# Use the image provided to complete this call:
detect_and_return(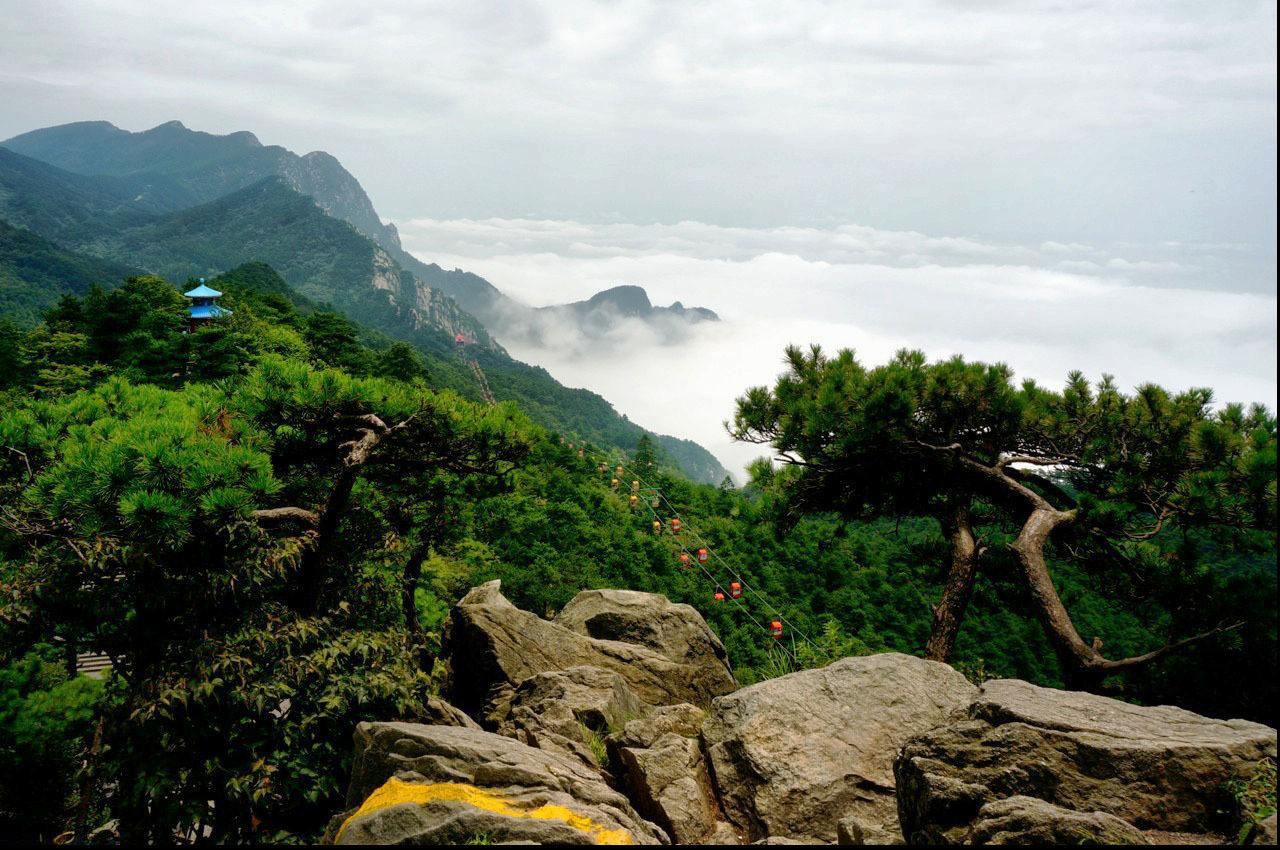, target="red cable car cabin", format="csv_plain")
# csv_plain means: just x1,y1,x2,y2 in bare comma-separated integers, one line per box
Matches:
678,553,691,568
730,582,742,599
696,547,709,563
770,619,783,639
670,518,682,533
714,589,725,602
